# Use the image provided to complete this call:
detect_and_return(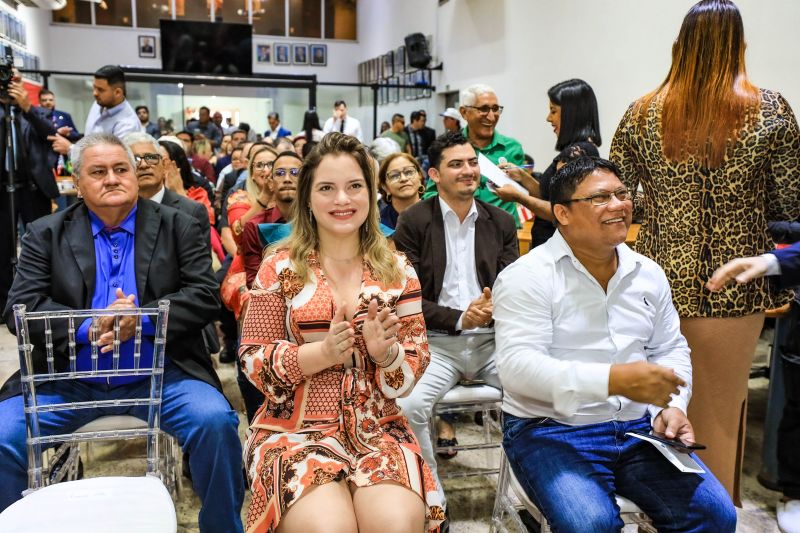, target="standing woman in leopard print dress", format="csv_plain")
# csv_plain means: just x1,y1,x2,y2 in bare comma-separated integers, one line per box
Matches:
610,0,800,504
